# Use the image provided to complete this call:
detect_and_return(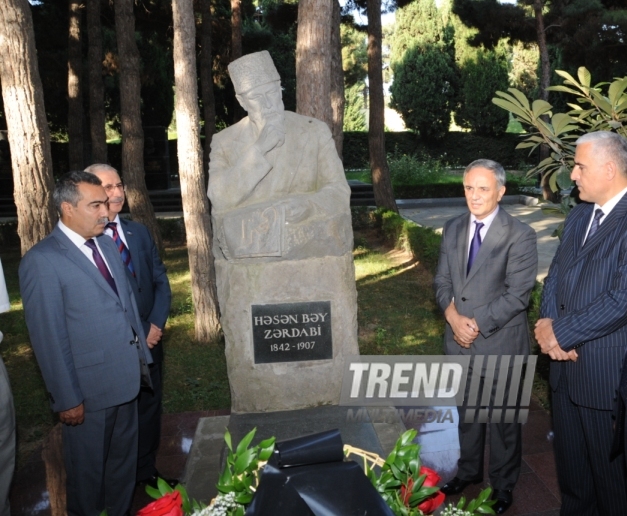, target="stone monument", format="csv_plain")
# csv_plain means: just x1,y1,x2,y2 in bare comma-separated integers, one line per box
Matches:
207,51,359,412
